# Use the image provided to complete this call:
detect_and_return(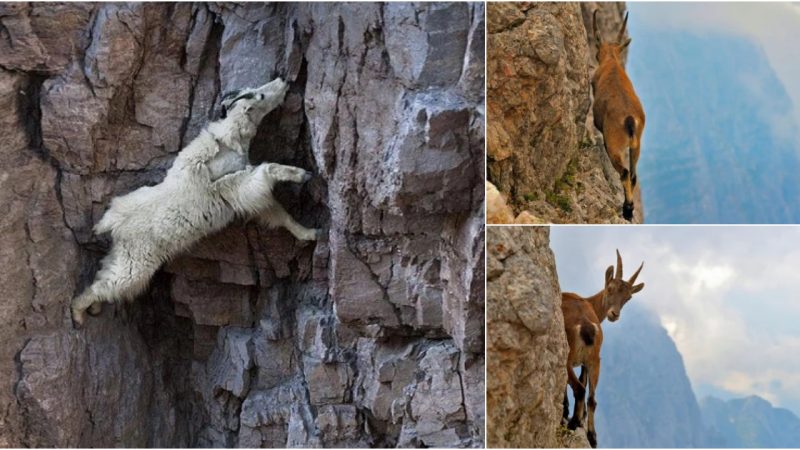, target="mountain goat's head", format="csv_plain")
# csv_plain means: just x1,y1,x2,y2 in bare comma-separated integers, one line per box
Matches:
602,249,644,322
220,78,289,122
593,10,632,62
